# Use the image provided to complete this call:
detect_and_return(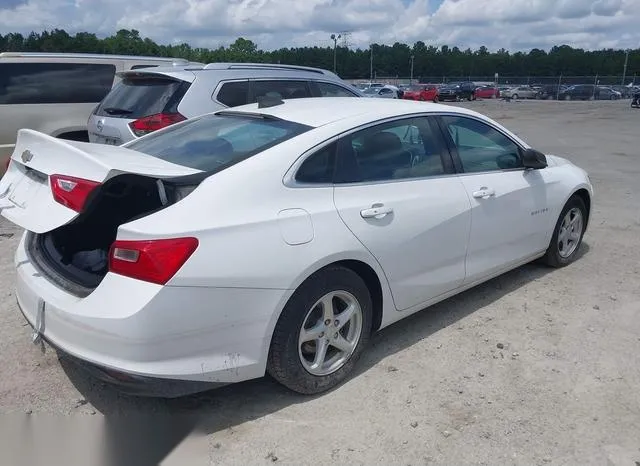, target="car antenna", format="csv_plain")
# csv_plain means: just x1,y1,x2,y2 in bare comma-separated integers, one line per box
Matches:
257,95,285,108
